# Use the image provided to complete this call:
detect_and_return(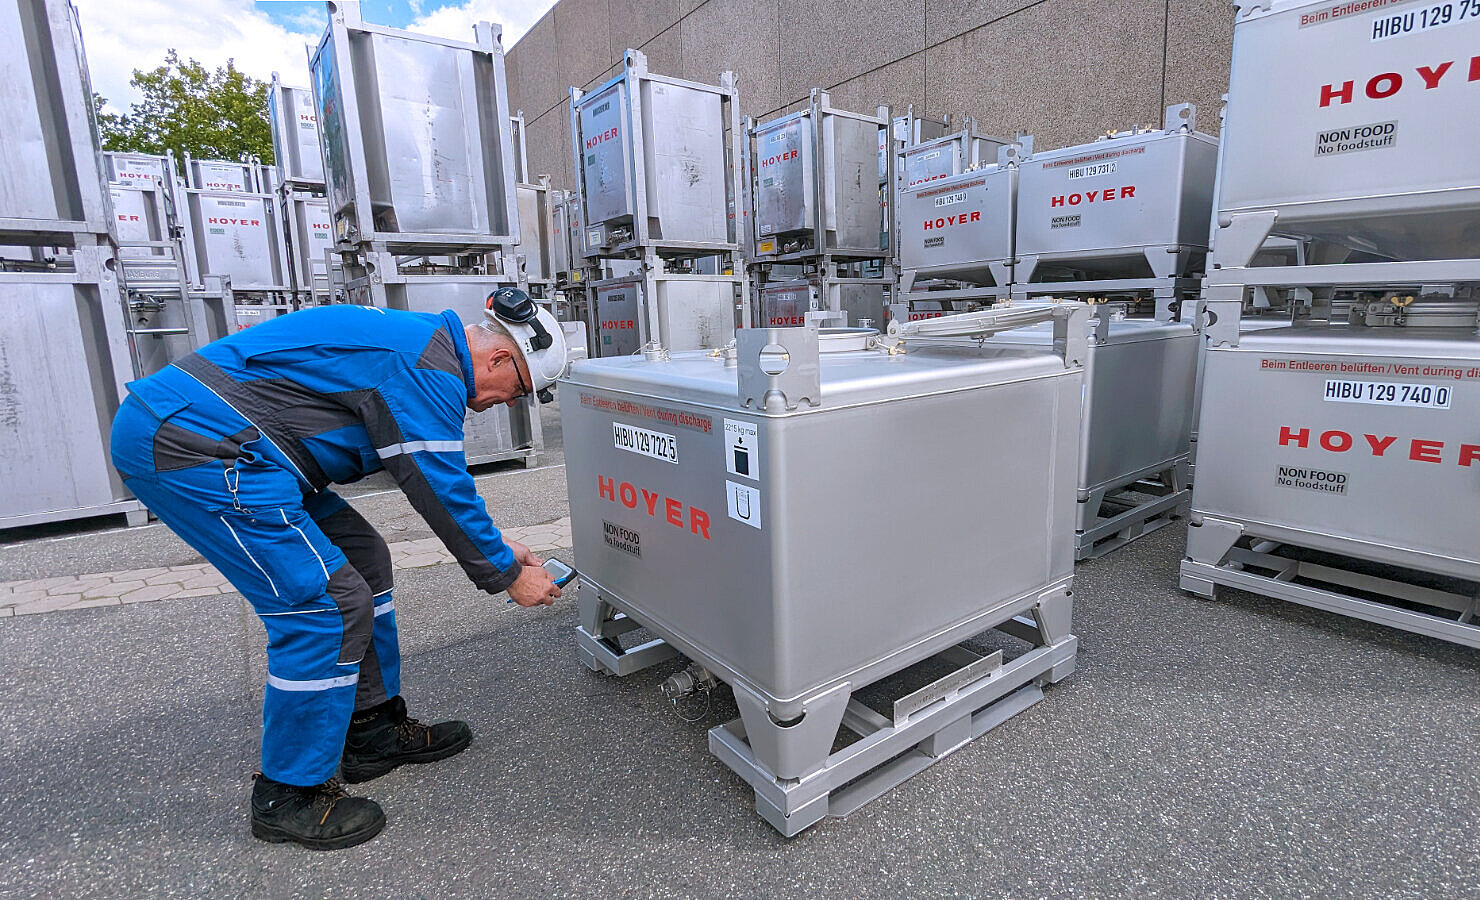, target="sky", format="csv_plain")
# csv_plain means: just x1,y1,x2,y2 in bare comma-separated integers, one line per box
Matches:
77,0,556,112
